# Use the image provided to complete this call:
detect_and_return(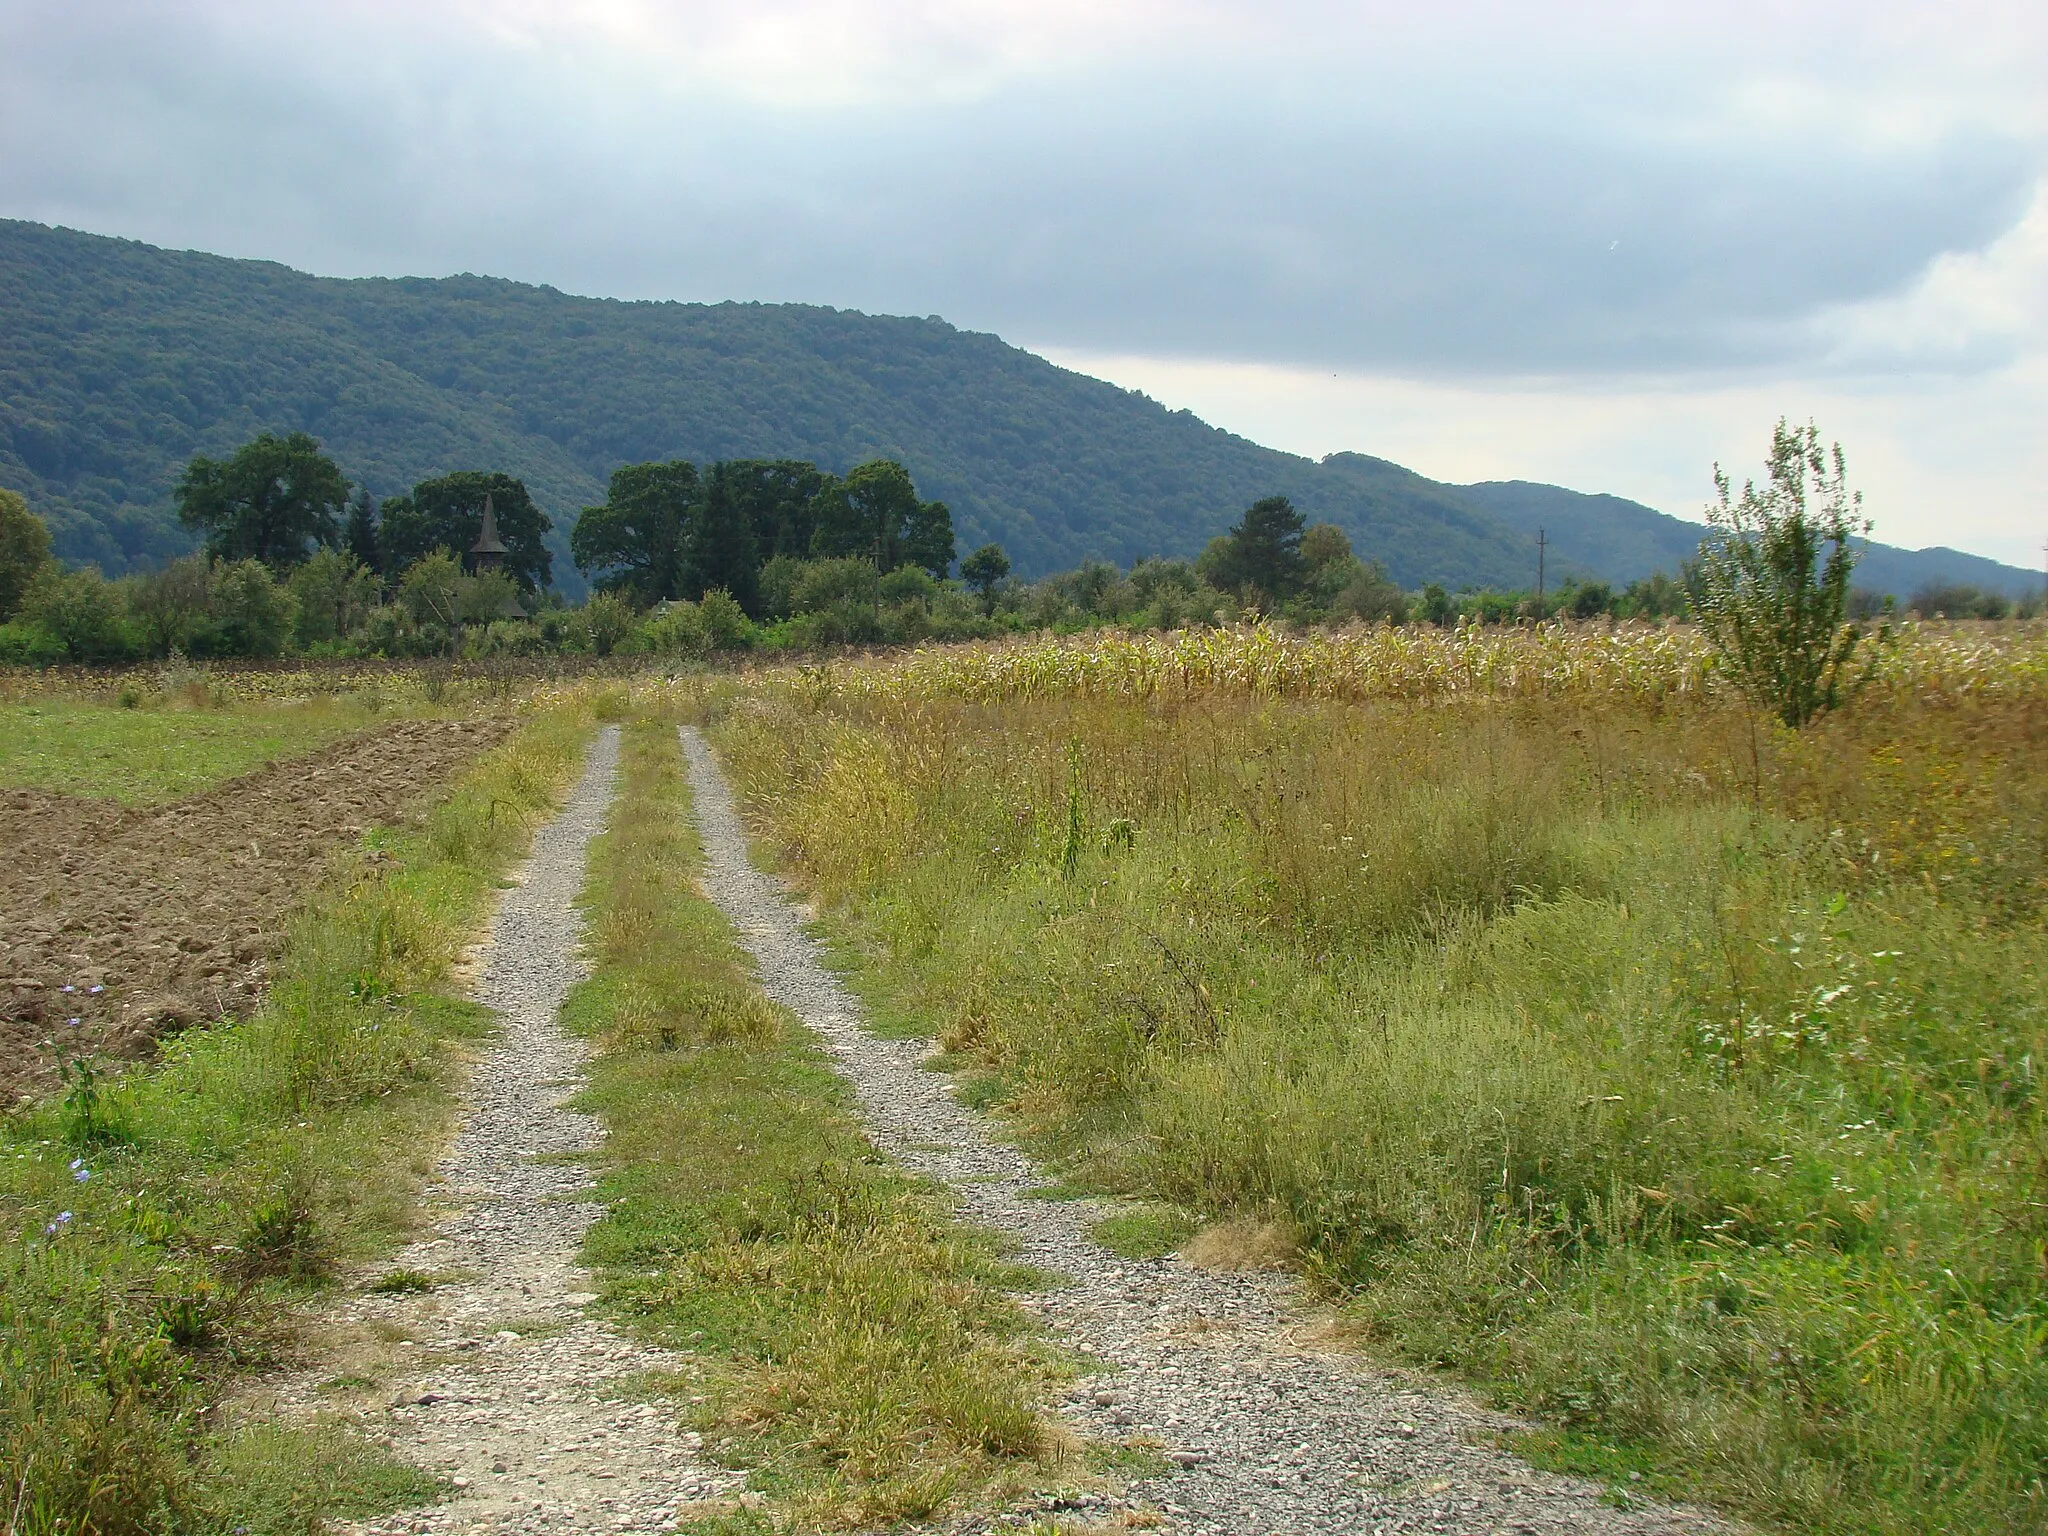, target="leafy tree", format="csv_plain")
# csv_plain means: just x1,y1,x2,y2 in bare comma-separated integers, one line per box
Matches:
1331,561,1408,624
719,460,829,561
960,543,1011,612
288,549,379,645
0,487,53,622
1695,419,1881,728
1200,495,1306,603
208,559,296,657
904,497,955,579
1299,522,1352,572
811,460,954,577
1417,583,1455,625
382,472,552,592
689,464,761,612
399,550,463,636
173,432,348,568
1568,580,1614,620
572,460,698,603
128,556,212,654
